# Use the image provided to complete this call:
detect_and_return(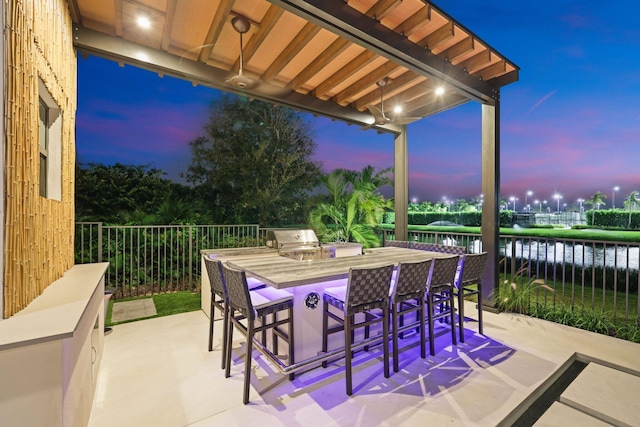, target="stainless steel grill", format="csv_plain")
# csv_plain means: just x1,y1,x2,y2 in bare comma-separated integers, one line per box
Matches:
266,229,331,260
